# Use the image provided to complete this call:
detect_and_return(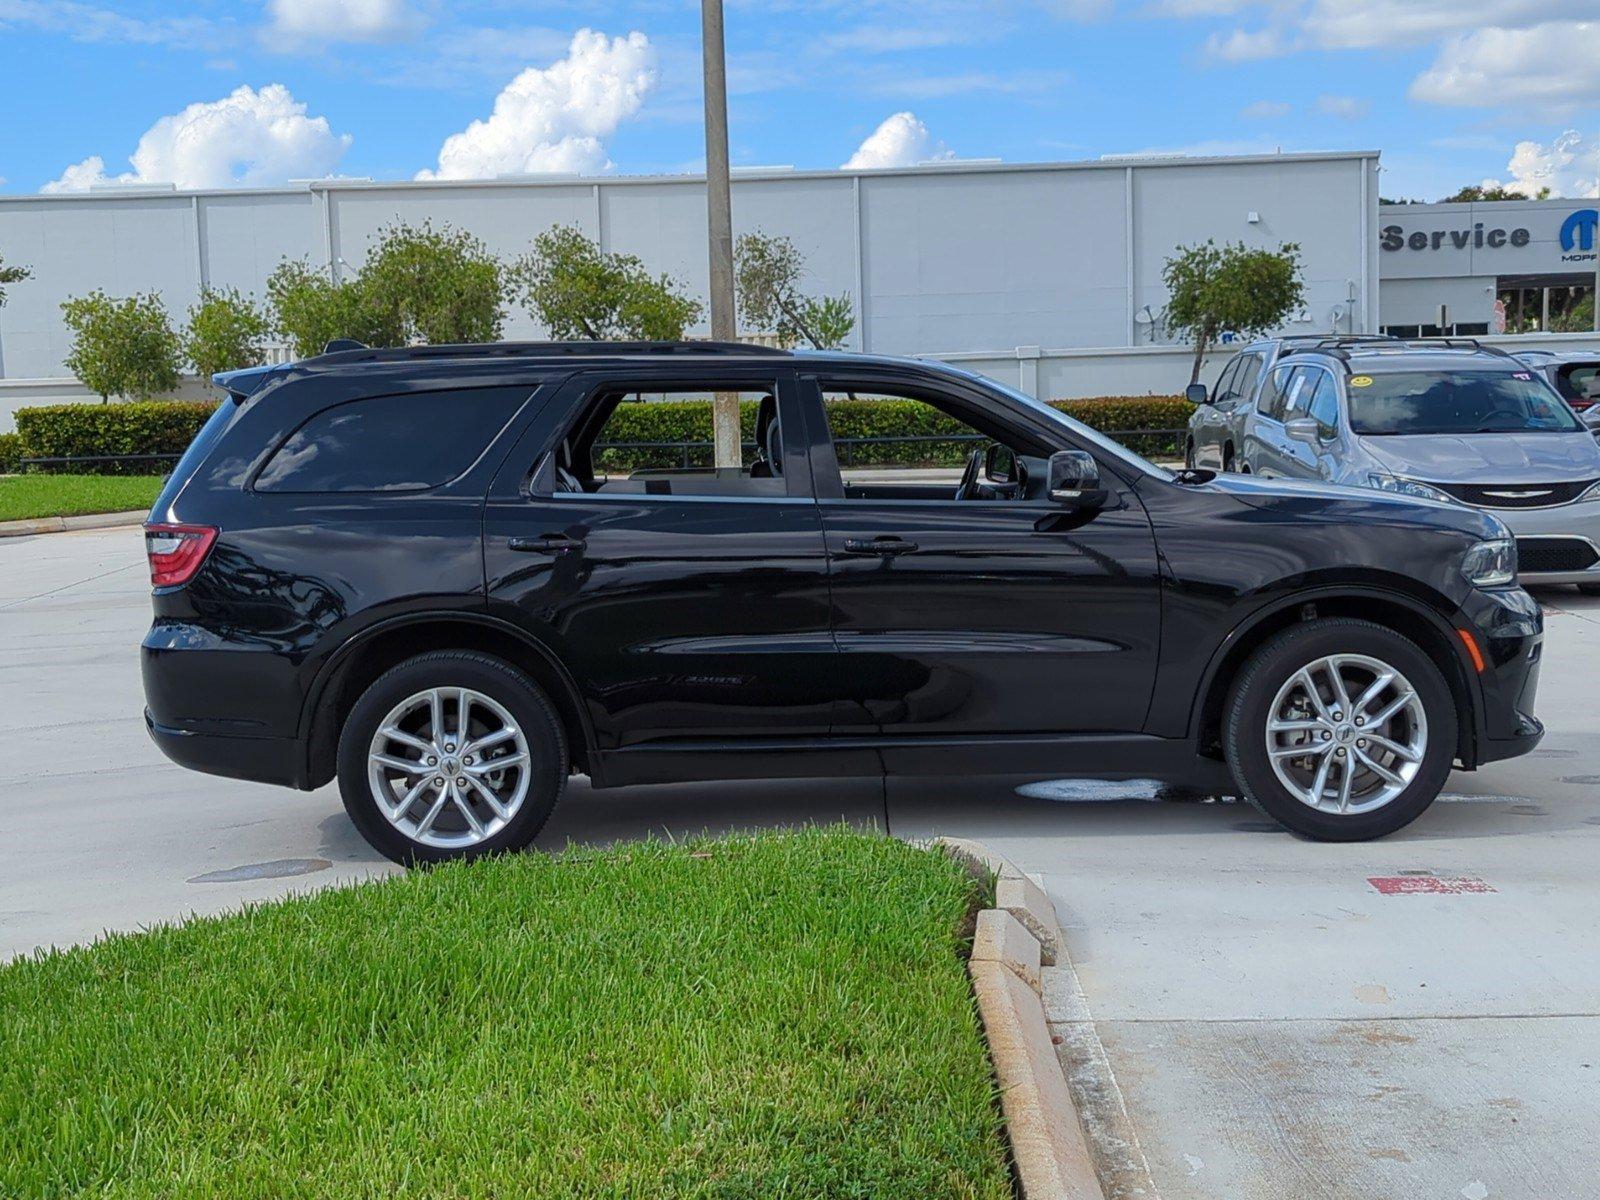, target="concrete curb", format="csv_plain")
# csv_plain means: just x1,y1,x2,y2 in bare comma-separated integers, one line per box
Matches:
0,509,146,538
935,836,1105,1200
